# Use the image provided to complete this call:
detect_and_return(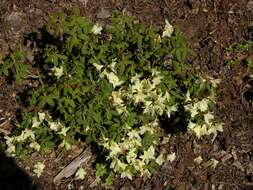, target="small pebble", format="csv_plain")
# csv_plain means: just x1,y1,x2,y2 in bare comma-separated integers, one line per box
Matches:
96,8,111,19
